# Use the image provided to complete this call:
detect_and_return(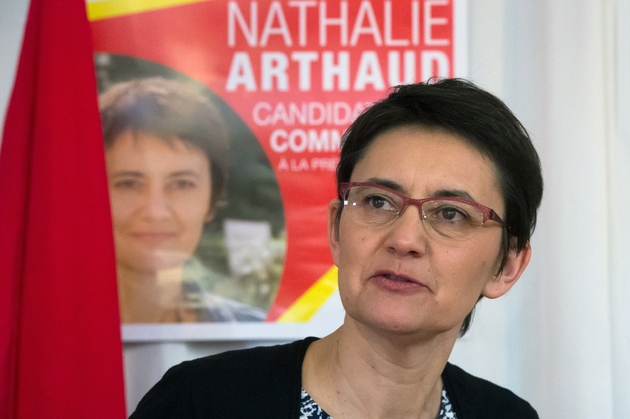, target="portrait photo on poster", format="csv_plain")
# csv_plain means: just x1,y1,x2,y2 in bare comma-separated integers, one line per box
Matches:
96,53,286,327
